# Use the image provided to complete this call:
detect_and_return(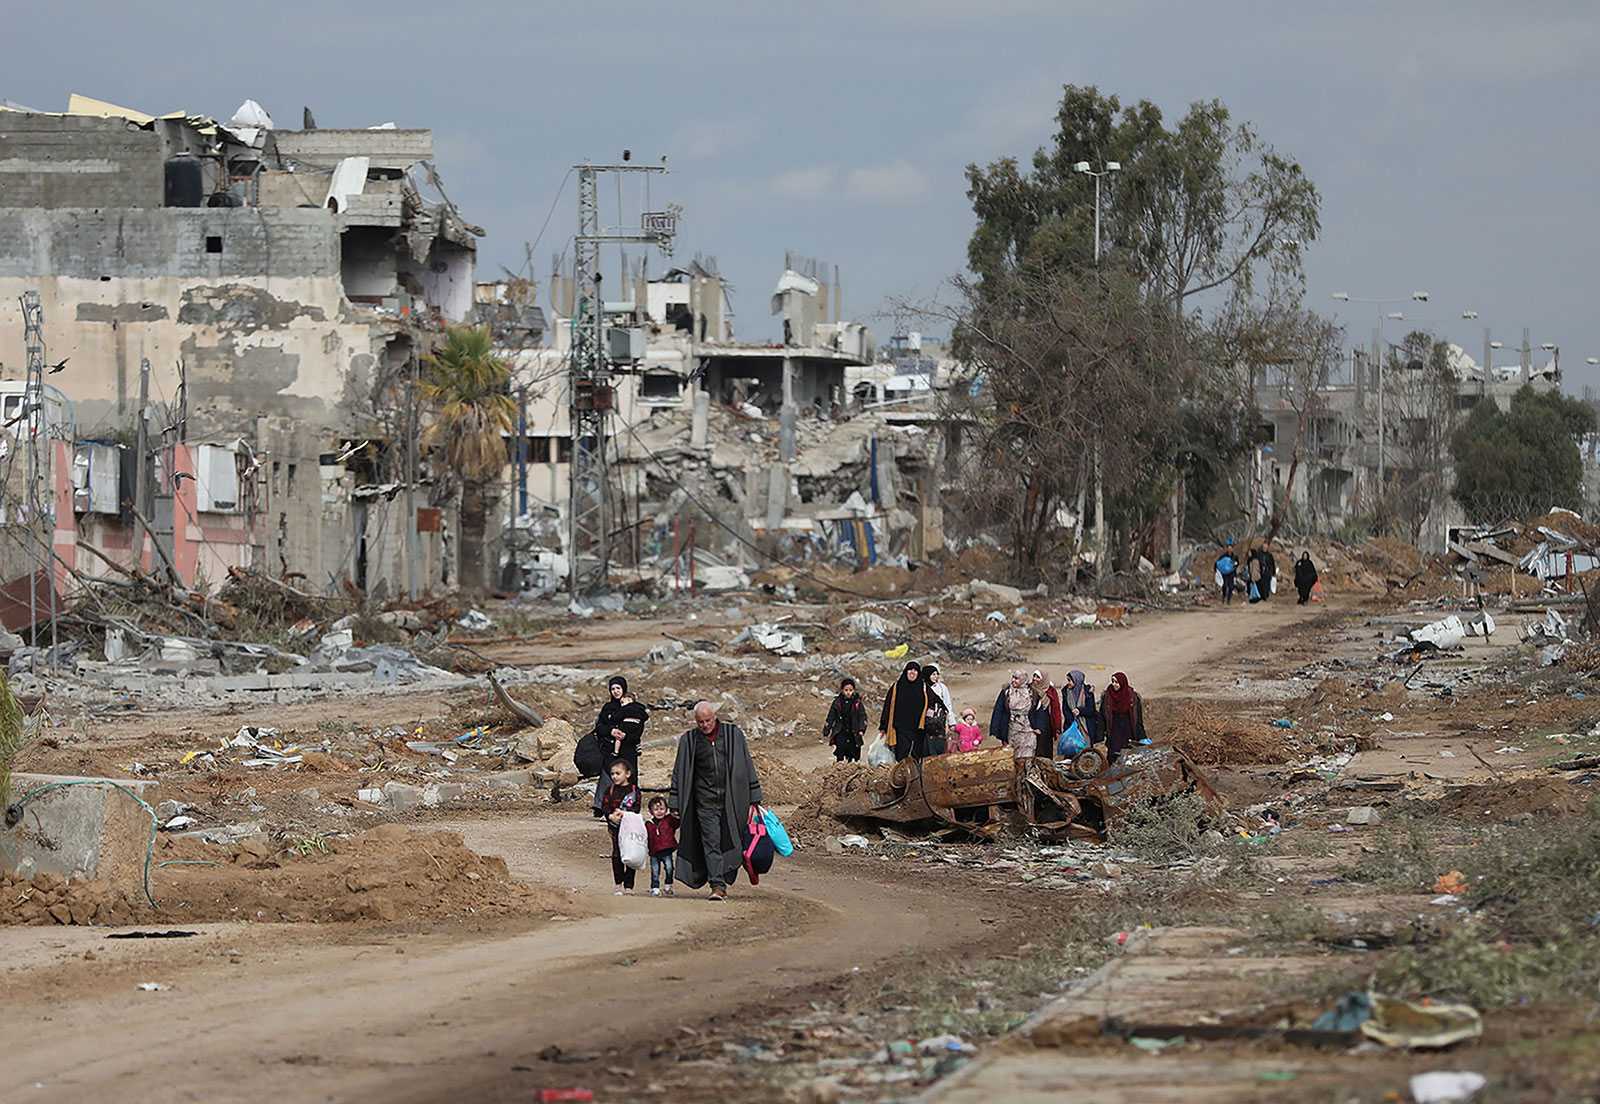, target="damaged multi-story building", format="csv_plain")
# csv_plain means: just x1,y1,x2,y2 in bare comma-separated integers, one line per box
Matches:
492,253,949,594
0,94,480,606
